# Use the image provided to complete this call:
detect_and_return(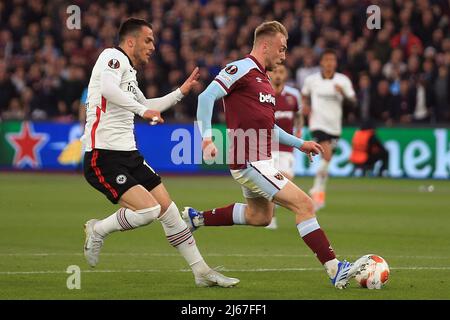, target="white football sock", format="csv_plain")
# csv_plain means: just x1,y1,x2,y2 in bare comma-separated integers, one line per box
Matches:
312,159,329,192
232,203,247,225
265,216,277,229
296,217,320,237
158,202,210,275
94,205,160,237
324,259,340,278
271,204,279,218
